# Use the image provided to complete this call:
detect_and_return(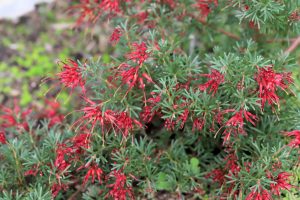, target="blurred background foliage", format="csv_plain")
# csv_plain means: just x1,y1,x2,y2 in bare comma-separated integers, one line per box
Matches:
0,1,110,109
